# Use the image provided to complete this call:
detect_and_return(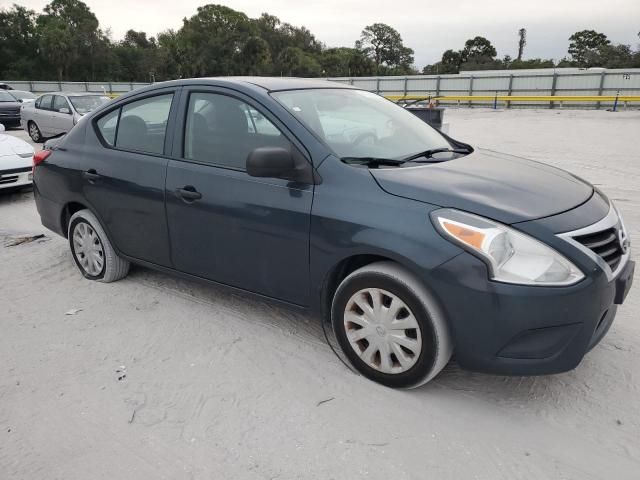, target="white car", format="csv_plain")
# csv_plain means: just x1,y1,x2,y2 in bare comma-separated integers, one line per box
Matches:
20,92,111,142
0,123,34,191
